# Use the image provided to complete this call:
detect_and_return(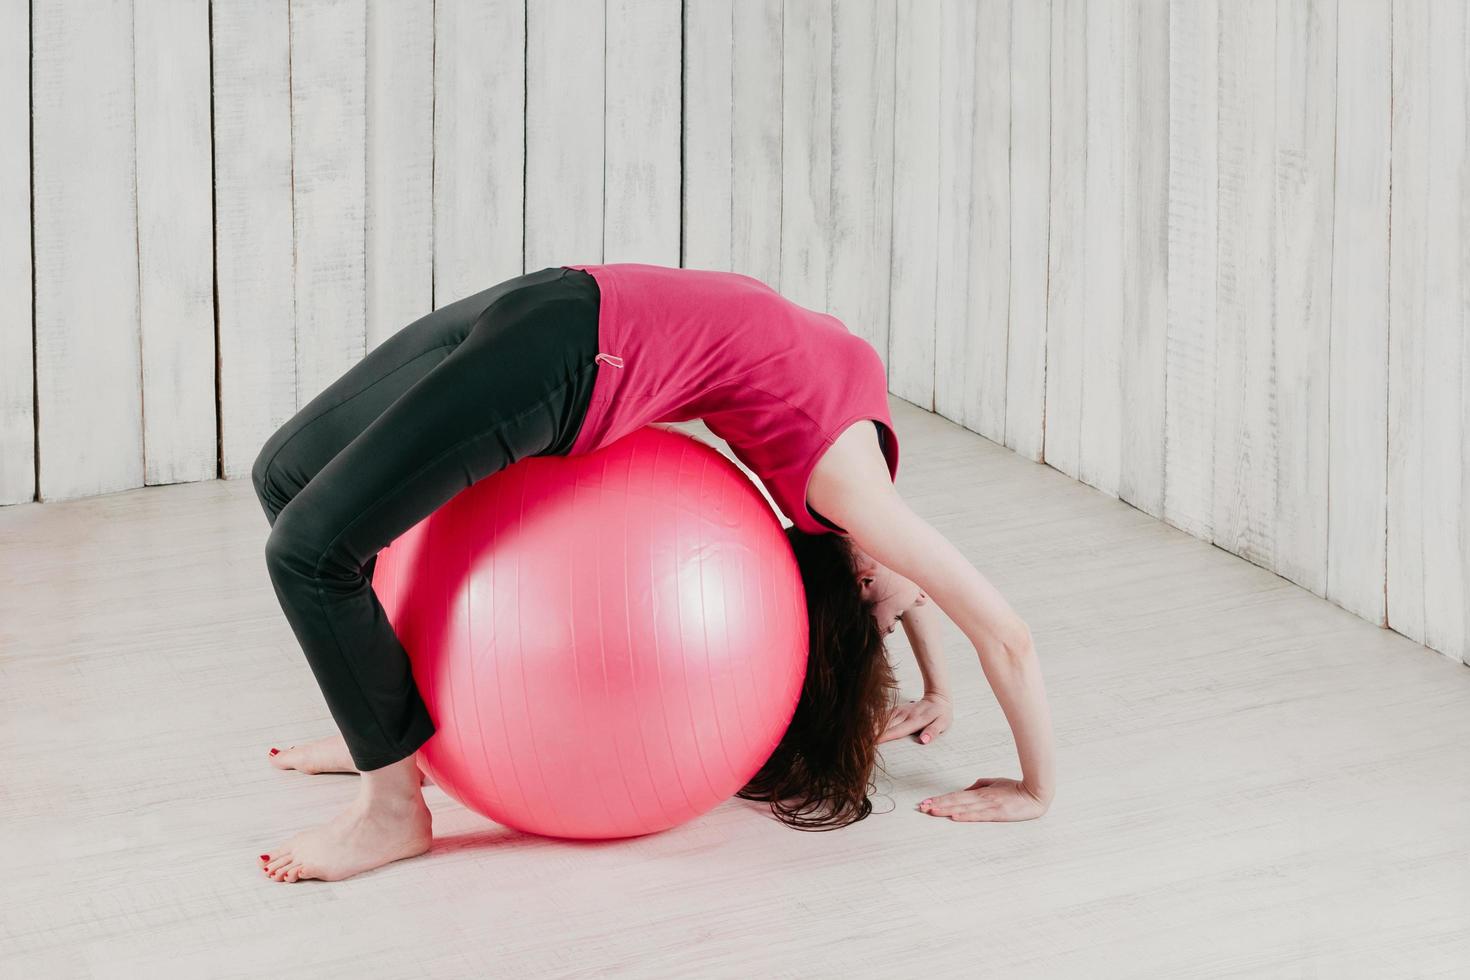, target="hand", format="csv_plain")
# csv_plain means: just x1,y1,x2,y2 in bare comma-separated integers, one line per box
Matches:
879,691,952,745
917,777,1051,822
